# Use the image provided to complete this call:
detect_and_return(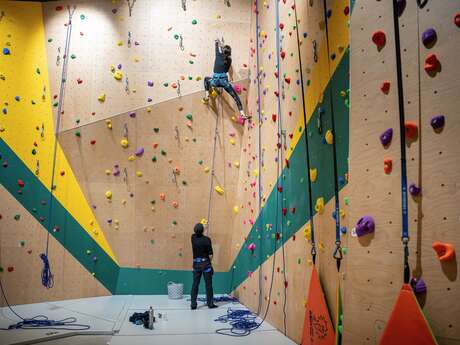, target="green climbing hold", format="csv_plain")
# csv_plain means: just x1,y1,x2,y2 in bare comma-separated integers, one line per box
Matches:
14,214,20,221
174,34,179,40
153,128,159,133
307,80,311,86
344,196,349,205
150,200,156,204
172,220,177,225
152,156,157,162
19,241,25,247
31,149,36,155
80,14,85,20
150,240,155,245
76,119,80,124
70,54,76,59
292,96,297,101
189,60,194,64
48,38,53,42
163,82,169,87
32,208,37,213
188,76,193,80
342,247,348,255
182,180,187,186
192,19,197,25
75,131,81,137
297,258,301,264
36,68,41,74
53,102,58,107
198,160,203,165
161,150,166,156
186,114,193,120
